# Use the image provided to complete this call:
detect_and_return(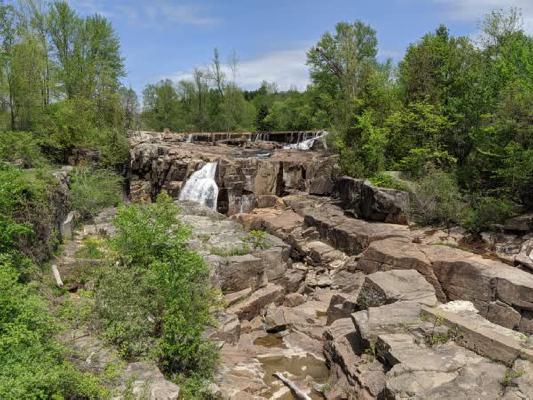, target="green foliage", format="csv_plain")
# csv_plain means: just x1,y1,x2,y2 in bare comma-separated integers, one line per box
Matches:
95,193,218,384
243,230,270,250
368,172,409,191
210,244,250,257
70,167,122,219
410,169,465,227
0,257,107,399
0,131,48,168
0,162,59,266
462,196,516,234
